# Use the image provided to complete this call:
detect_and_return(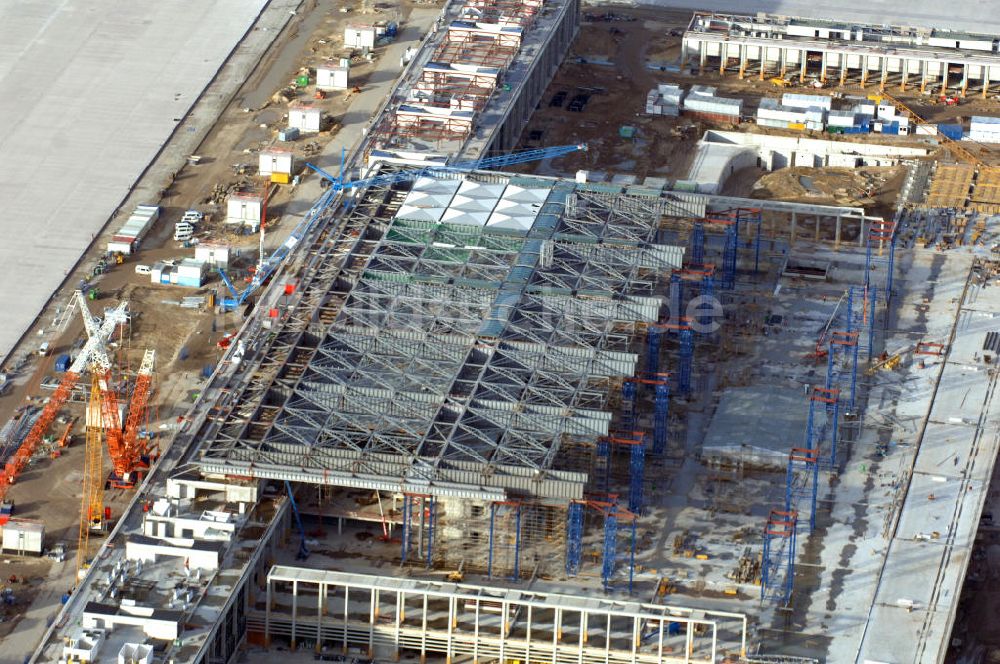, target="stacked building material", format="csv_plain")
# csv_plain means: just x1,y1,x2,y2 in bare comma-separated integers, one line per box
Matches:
645,84,683,116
